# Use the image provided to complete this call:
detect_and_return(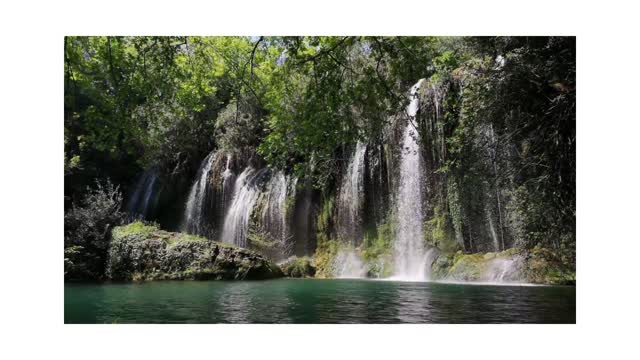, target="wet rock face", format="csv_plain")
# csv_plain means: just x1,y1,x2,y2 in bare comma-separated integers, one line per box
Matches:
106,222,283,281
